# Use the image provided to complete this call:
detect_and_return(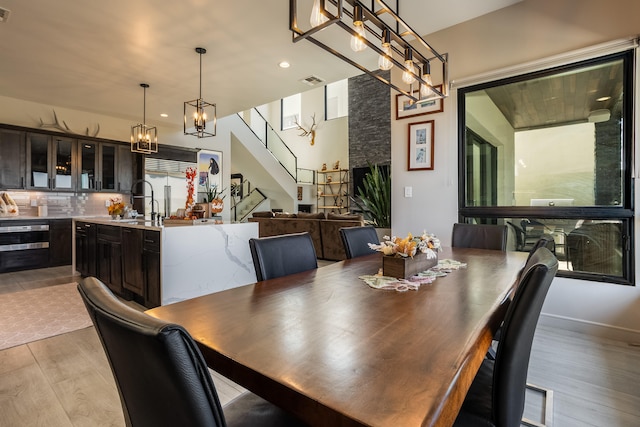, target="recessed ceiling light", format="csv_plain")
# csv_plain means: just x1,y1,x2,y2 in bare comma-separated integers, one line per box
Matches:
596,96,611,102
279,61,291,69
160,113,168,118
